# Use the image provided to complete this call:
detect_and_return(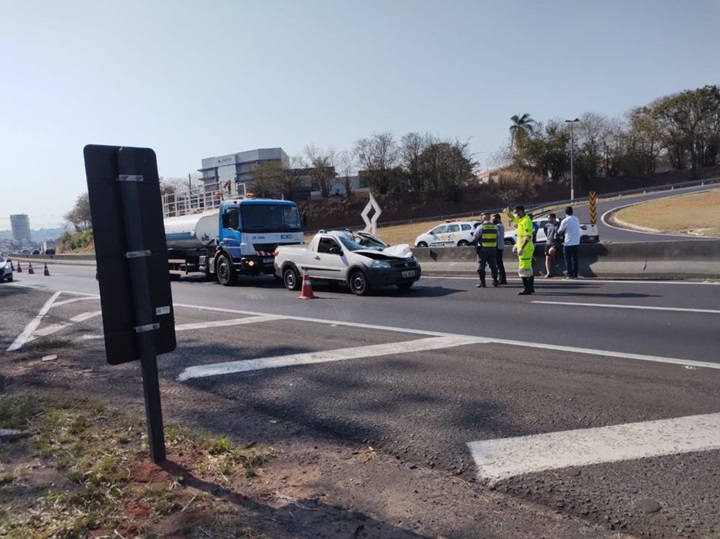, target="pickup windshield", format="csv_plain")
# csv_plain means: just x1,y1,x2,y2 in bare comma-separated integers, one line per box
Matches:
338,235,372,252
240,204,302,233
